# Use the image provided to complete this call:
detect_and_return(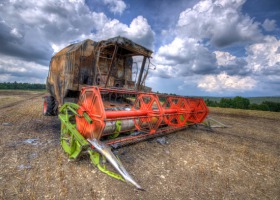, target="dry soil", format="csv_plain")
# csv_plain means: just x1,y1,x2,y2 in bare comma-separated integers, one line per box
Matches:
0,91,279,200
